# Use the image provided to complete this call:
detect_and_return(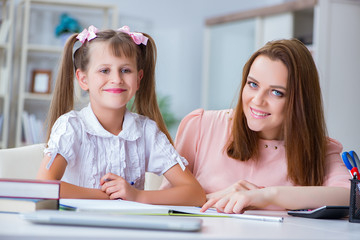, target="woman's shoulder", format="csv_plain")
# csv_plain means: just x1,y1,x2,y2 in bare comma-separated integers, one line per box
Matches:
176,109,233,141
182,108,233,125
326,137,343,154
